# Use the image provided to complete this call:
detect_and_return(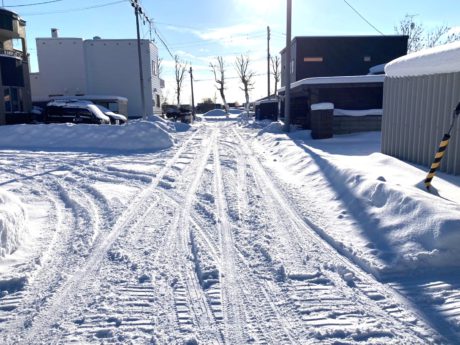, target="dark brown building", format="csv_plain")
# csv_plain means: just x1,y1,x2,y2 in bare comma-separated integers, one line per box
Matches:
280,35,408,86
0,8,32,124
